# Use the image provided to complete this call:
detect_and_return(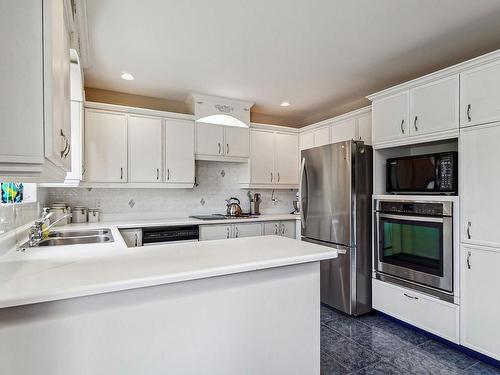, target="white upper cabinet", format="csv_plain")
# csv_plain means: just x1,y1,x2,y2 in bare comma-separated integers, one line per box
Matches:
224,127,250,158
128,115,162,183
242,127,299,188
357,112,372,145
331,118,356,144
409,76,459,136
460,245,500,361
460,59,500,128
313,126,330,147
249,130,275,184
0,0,71,181
372,91,409,144
196,123,224,157
85,110,128,183
460,123,500,247
275,132,299,185
299,131,314,150
165,119,195,184
195,123,249,161
44,0,72,172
